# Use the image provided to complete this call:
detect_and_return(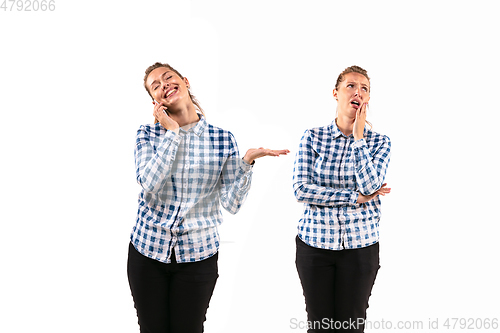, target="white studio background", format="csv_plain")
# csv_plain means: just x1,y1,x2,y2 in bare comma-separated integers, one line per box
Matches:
1,1,499,332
